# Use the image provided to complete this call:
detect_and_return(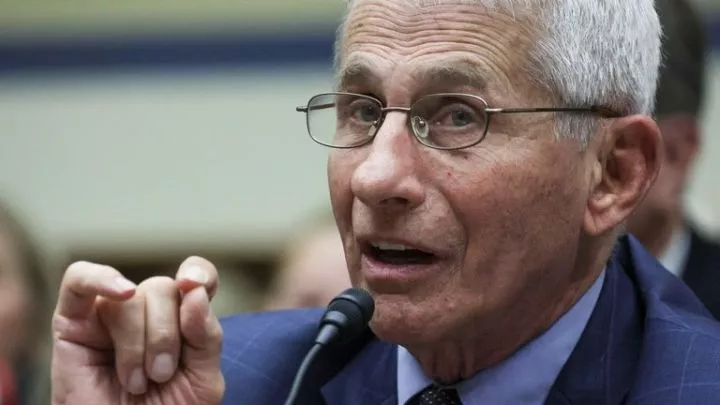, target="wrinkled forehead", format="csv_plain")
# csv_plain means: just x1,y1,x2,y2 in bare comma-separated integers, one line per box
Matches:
336,0,540,95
